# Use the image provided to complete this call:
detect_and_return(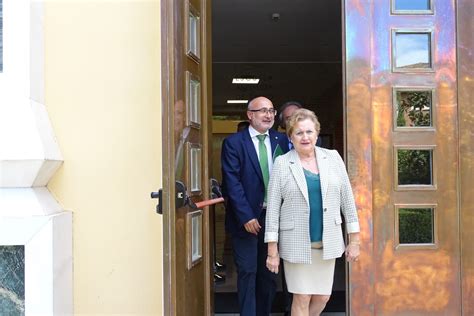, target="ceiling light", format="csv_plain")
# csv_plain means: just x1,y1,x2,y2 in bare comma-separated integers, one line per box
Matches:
232,78,260,84
227,100,248,104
